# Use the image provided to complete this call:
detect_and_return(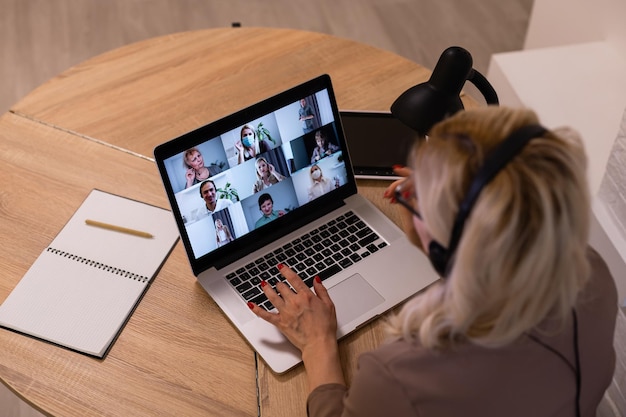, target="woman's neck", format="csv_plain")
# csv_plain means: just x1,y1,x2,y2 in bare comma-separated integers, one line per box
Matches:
195,166,208,179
